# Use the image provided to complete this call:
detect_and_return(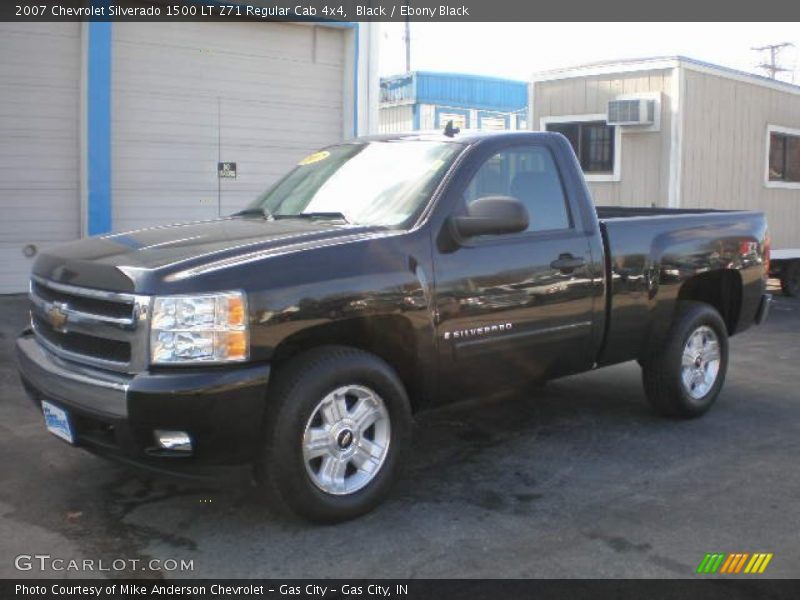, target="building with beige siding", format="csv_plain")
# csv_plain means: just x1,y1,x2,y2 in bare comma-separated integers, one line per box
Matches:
530,56,800,250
